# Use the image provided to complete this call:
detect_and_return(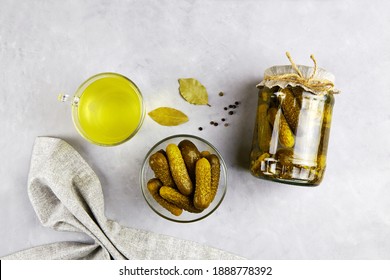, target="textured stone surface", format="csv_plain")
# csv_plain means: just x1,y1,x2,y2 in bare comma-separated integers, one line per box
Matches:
1,0,390,259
